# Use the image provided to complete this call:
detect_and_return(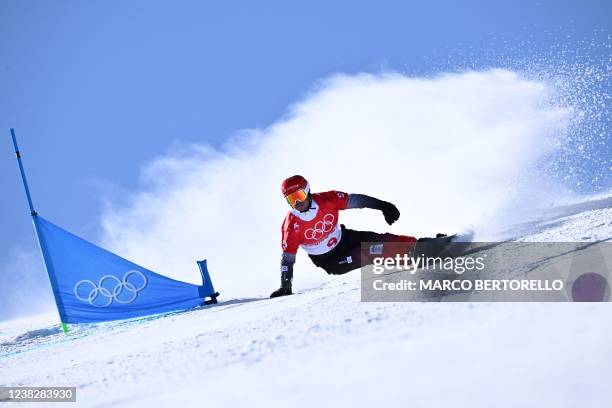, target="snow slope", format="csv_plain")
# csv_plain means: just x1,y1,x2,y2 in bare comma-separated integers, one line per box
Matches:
1,197,611,408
